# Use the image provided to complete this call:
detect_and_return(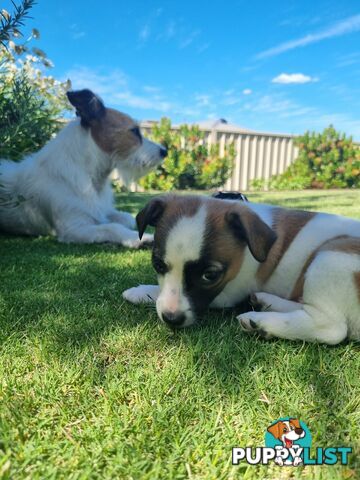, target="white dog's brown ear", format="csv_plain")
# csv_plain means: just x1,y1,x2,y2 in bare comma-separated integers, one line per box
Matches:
267,422,281,439
136,198,166,240
226,207,277,262
66,89,105,126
